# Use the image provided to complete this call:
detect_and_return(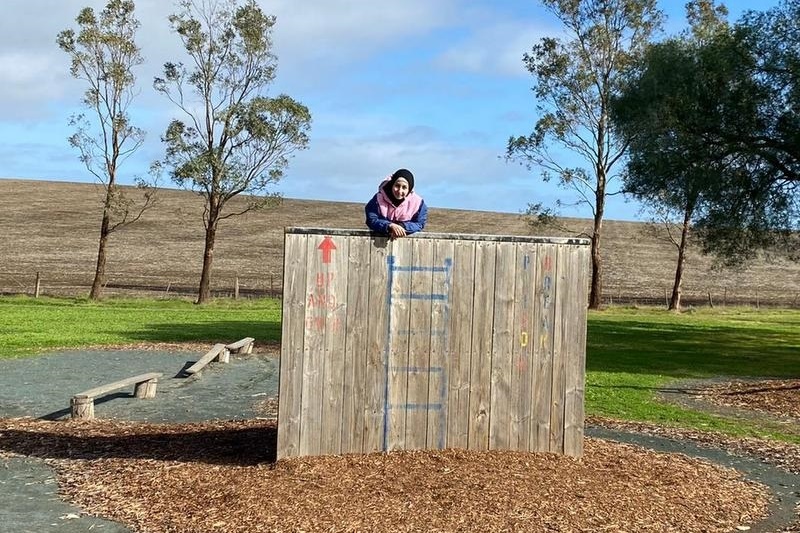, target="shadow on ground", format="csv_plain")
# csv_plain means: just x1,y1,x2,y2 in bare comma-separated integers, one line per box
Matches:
0,421,277,465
